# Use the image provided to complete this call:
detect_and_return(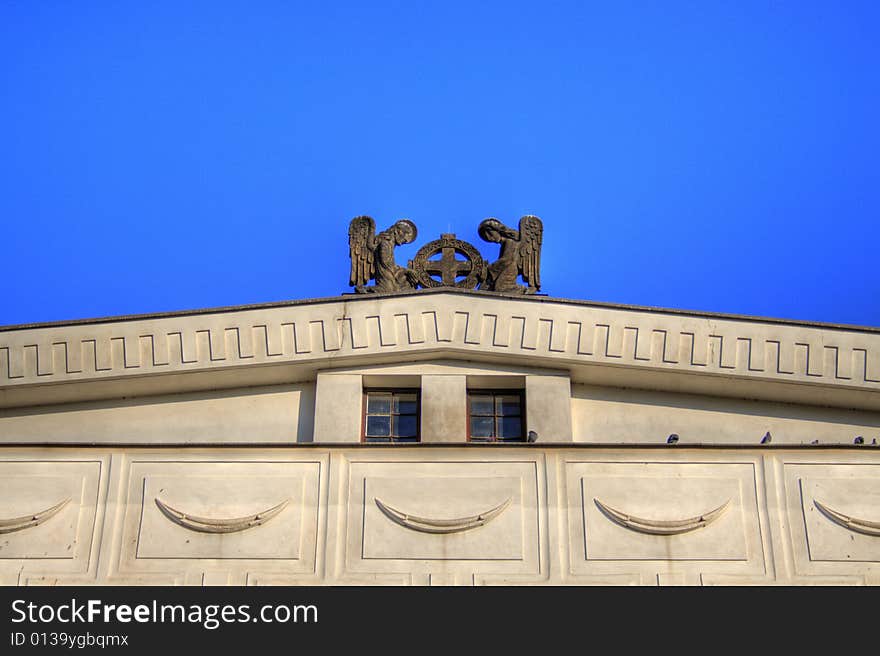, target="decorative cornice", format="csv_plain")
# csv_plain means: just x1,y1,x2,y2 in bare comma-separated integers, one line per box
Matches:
2,293,879,403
